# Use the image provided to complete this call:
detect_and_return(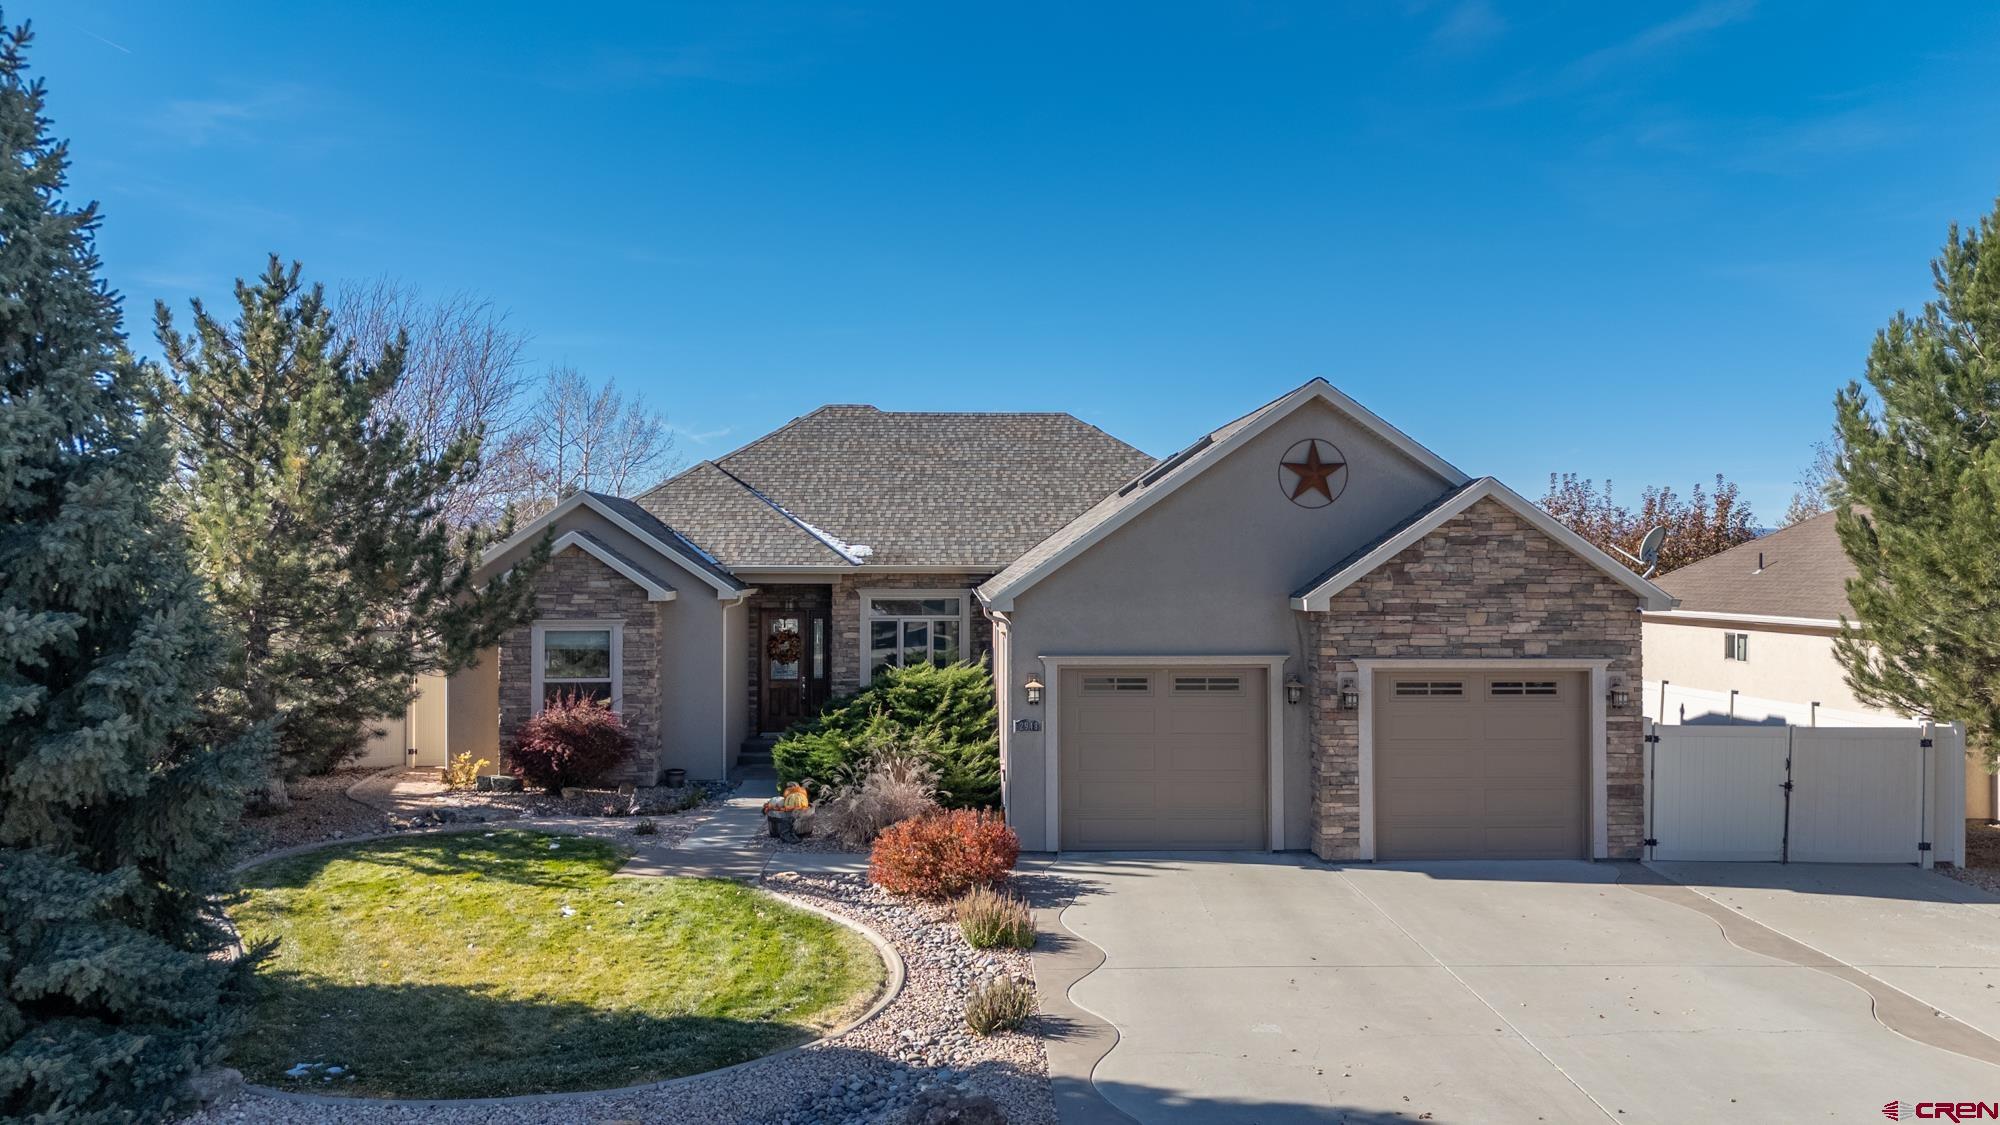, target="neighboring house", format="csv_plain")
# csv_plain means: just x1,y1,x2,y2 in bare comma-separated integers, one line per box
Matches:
1641,510,1996,819
396,379,1679,861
